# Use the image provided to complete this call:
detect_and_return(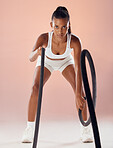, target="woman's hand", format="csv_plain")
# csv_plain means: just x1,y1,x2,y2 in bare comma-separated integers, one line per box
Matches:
76,95,86,110
37,46,42,55
29,45,46,62
37,46,46,56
